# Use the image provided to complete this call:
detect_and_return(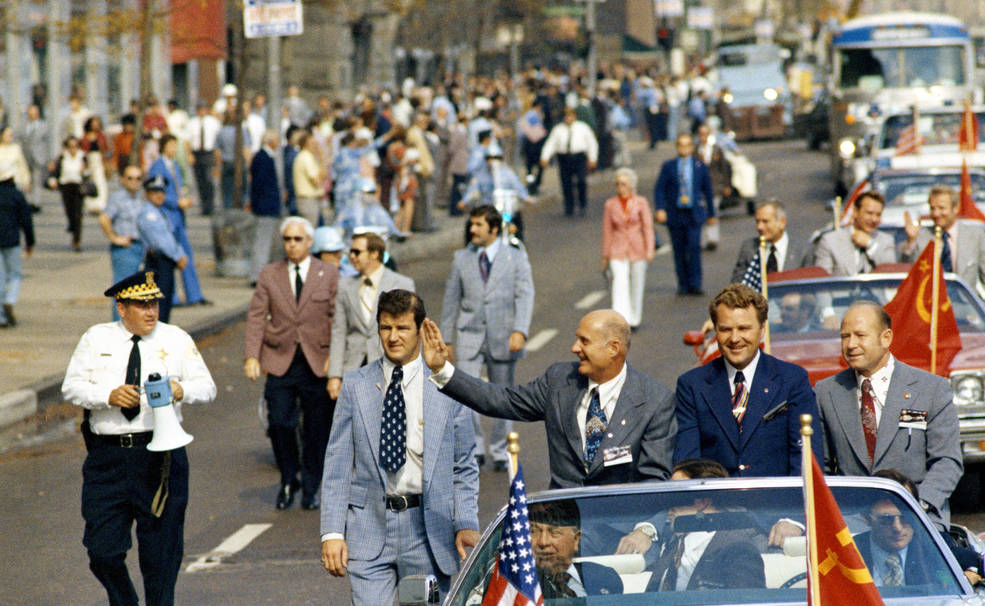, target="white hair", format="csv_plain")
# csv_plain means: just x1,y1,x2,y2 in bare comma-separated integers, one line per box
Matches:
615,167,638,190
280,216,314,237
